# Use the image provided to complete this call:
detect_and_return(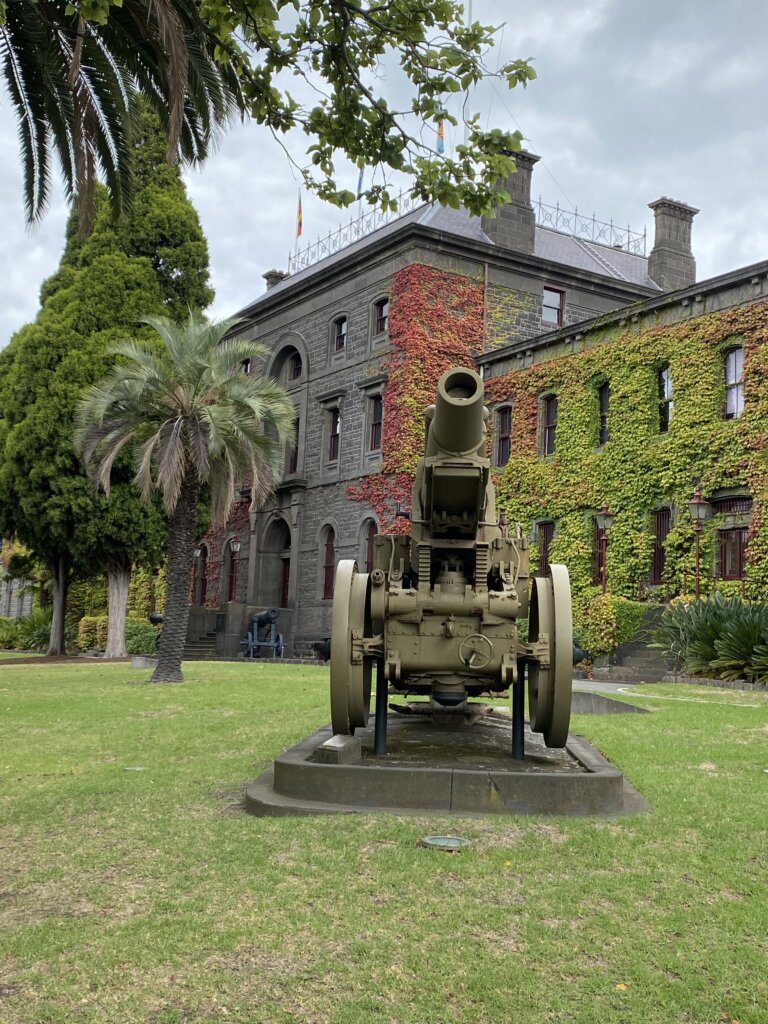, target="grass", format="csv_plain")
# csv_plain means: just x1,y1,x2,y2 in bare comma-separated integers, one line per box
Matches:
0,651,43,659
0,661,766,1024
